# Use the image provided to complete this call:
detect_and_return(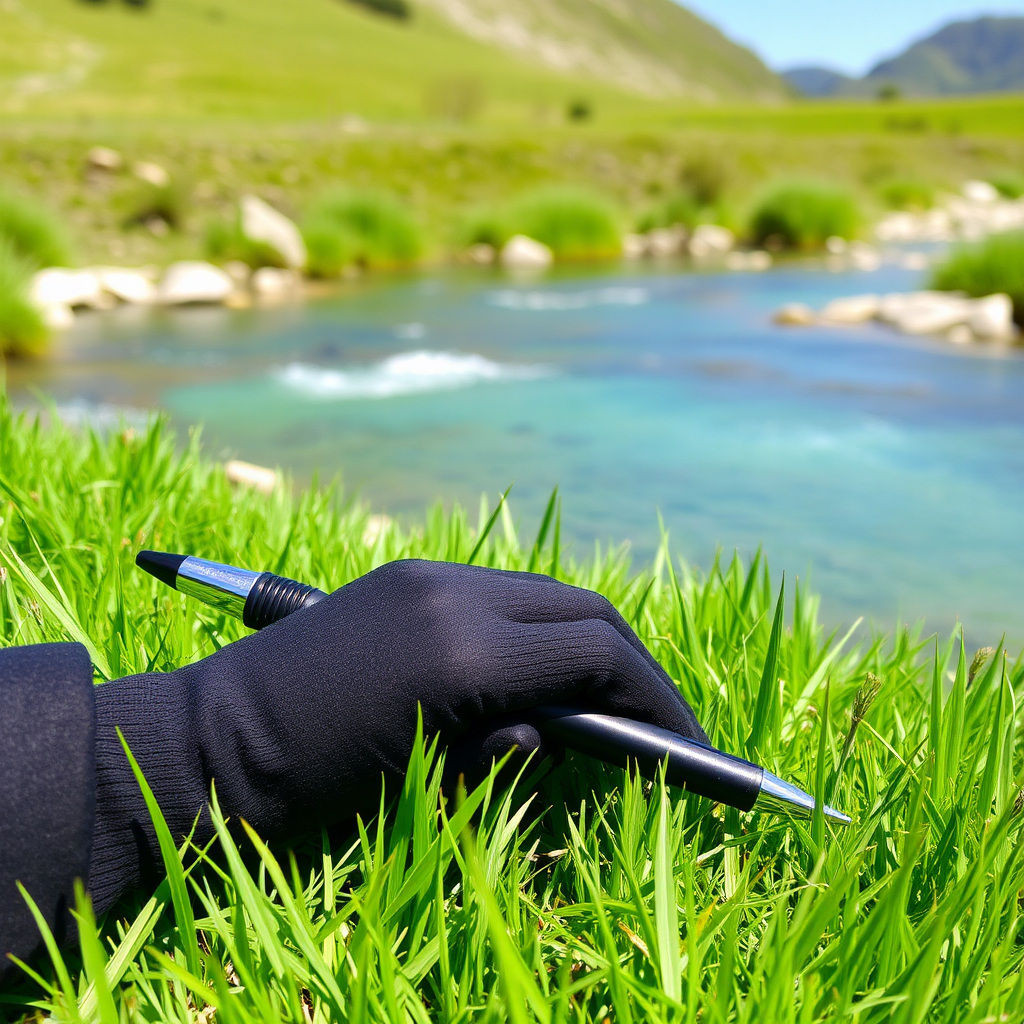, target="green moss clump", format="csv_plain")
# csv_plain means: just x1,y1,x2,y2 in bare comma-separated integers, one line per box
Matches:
0,189,71,268
205,216,287,270
0,240,48,357
933,230,1024,325
990,173,1024,200
748,180,861,250
636,192,700,233
302,190,422,272
507,186,621,261
878,177,934,211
